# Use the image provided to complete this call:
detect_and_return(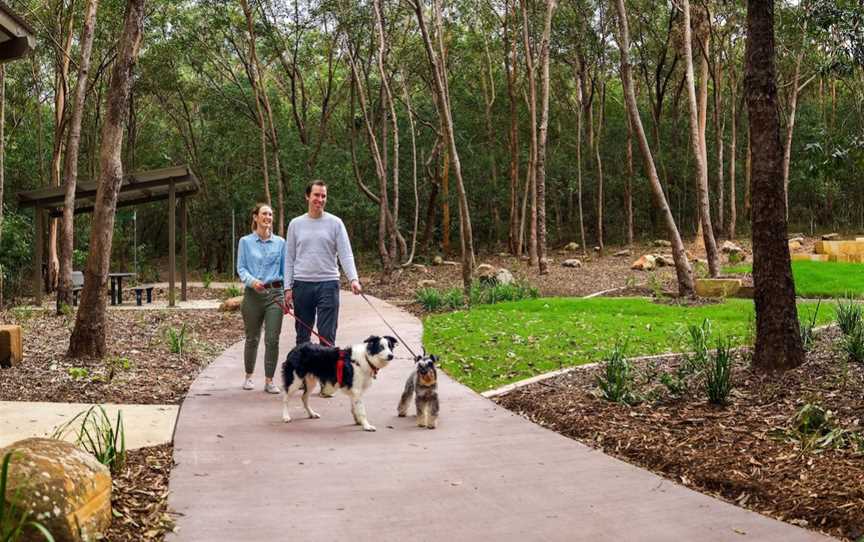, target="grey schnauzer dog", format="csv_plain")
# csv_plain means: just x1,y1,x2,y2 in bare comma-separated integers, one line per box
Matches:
397,352,439,429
